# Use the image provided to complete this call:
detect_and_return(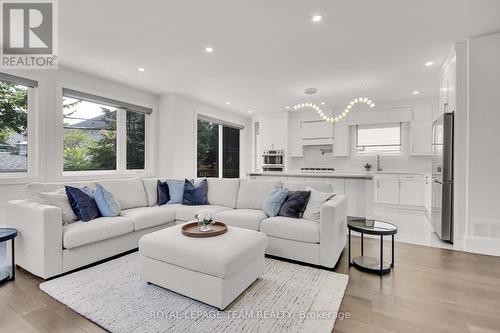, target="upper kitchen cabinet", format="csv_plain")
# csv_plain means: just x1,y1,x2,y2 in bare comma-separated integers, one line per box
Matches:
436,54,457,121
333,119,350,156
409,105,433,156
301,120,333,146
259,113,287,150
